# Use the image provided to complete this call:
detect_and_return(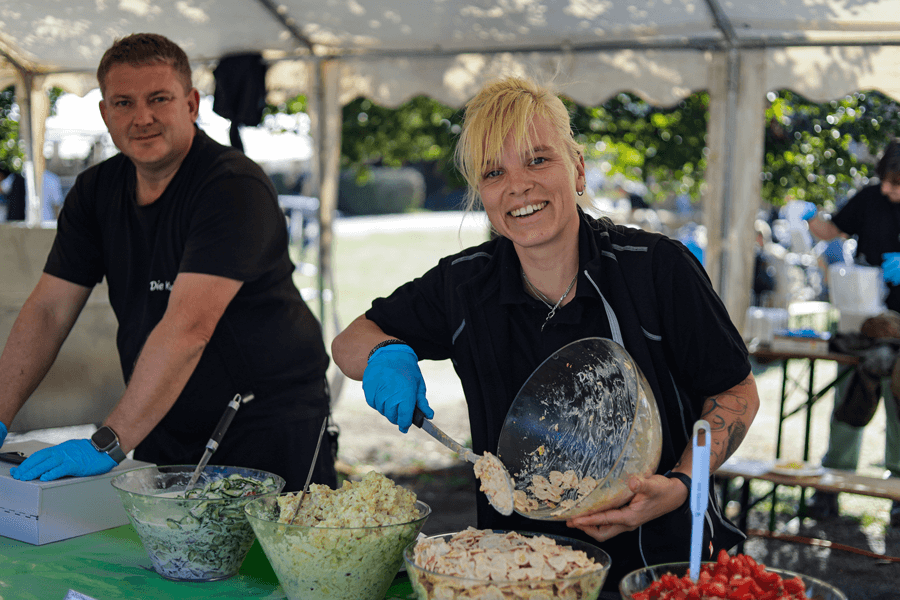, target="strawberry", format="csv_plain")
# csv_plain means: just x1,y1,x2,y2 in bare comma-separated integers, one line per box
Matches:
716,549,731,566
781,576,806,595
700,580,728,597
